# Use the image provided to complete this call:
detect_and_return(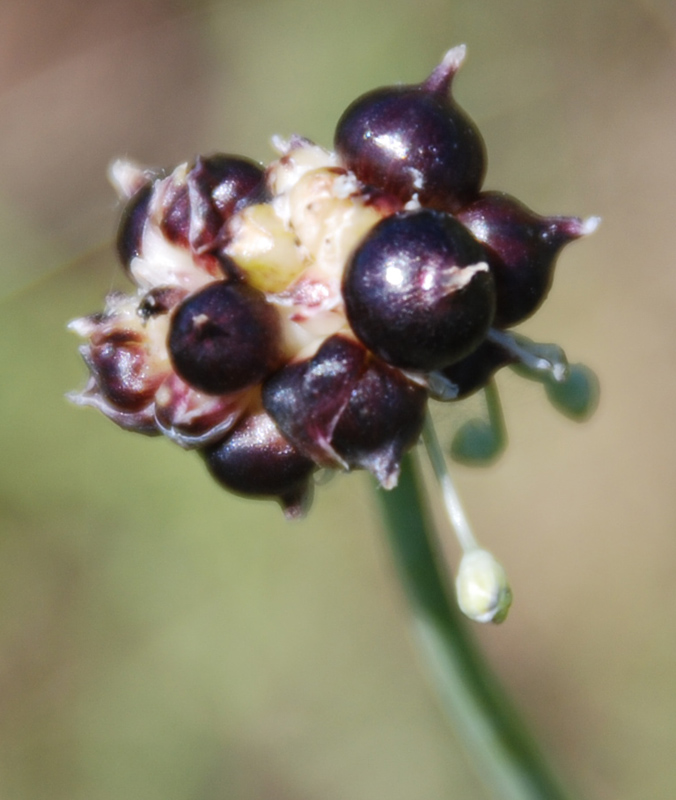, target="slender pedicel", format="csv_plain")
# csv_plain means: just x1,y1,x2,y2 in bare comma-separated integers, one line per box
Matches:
422,413,512,623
